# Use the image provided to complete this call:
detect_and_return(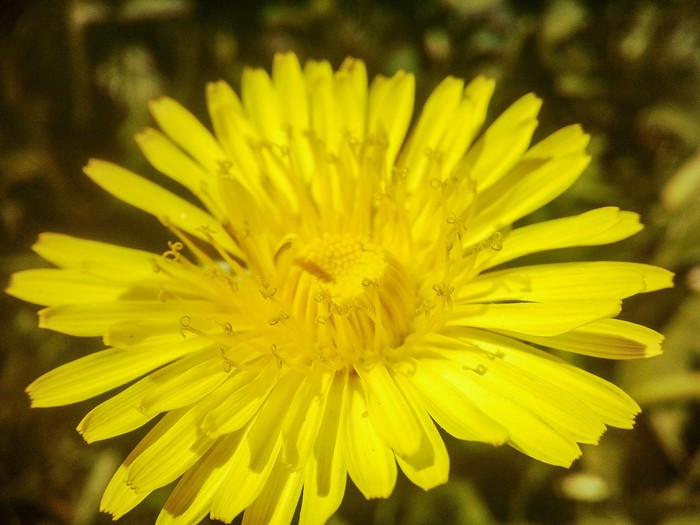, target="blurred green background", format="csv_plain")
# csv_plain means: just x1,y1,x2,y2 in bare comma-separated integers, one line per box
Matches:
1,0,698,524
